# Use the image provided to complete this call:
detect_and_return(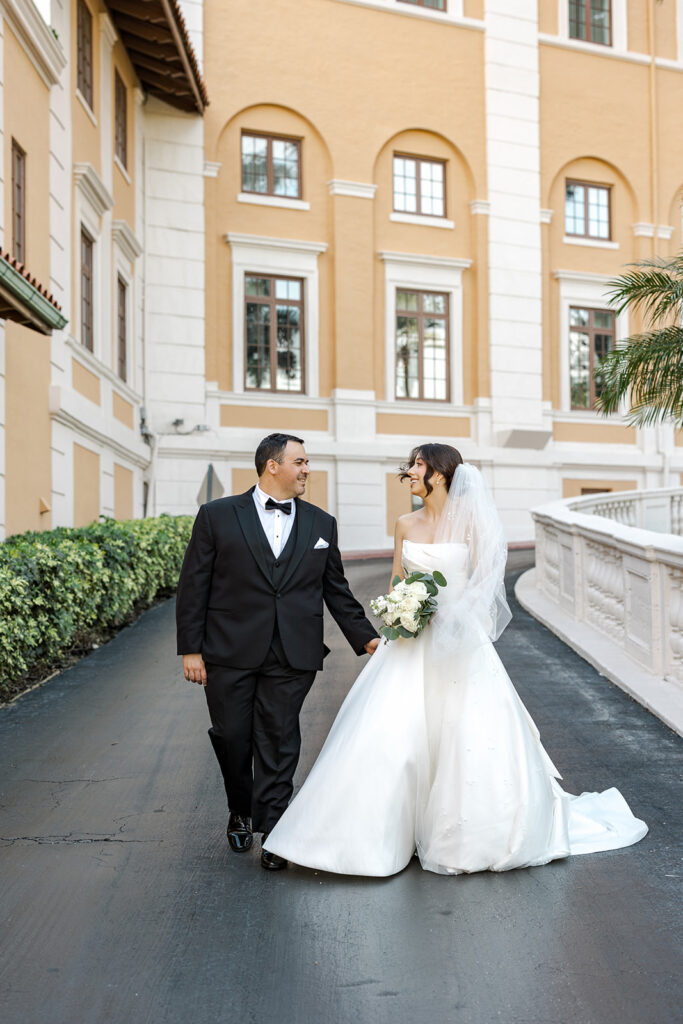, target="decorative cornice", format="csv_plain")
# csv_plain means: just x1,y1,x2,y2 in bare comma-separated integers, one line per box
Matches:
378,250,472,270
237,192,310,211
112,220,143,262
540,208,554,224
74,163,115,218
632,222,655,238
470,200,491,216
390,212,454,230
225,232,328,255
100,11,118,50
203,161,222,178
327,180,377,199
0,0,67,86
553,269,615,285
657,225,675,240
